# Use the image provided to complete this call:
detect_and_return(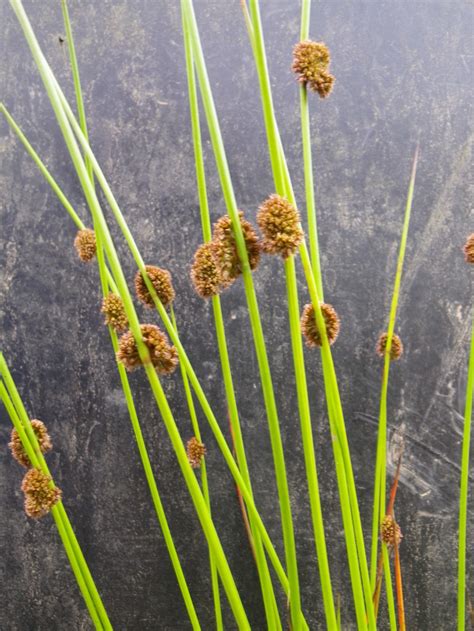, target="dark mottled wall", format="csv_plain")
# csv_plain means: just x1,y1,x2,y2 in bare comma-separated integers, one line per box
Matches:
0,1,472,629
